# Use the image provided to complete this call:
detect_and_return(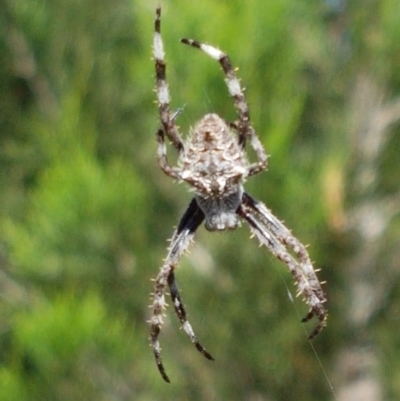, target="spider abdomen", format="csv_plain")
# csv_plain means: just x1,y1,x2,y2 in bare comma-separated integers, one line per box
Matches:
180,114,248,196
